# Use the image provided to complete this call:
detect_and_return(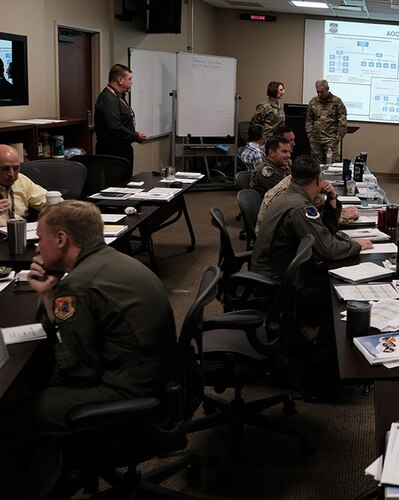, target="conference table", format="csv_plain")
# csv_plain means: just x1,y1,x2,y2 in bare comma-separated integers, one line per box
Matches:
321,164,399,453
0,280,40,398
91,171,198,274
0,205,159,271
329,225,399,455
